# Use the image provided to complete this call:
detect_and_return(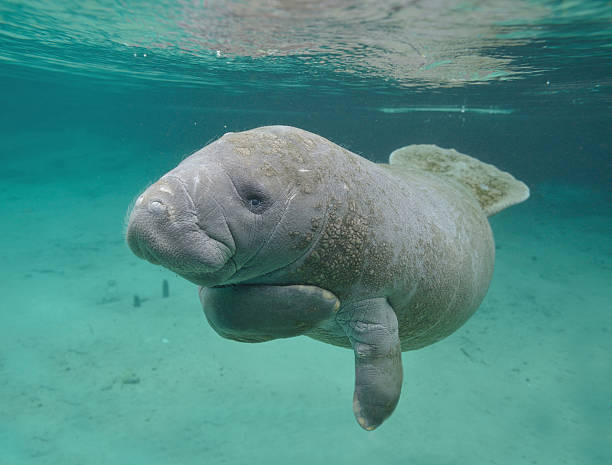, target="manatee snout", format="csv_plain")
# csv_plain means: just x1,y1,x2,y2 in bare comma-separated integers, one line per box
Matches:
126,175,235,282
126,179,177,262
